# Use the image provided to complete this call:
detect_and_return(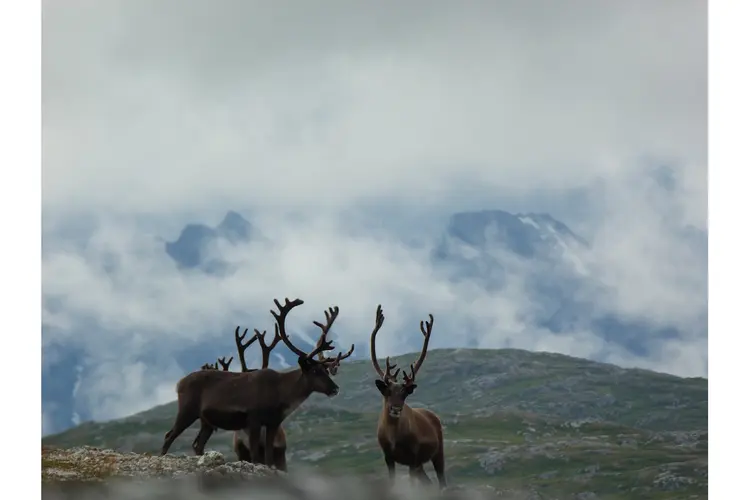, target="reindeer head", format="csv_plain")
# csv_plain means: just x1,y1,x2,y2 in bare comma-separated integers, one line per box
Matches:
370,304,434,419
271,297,355,398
